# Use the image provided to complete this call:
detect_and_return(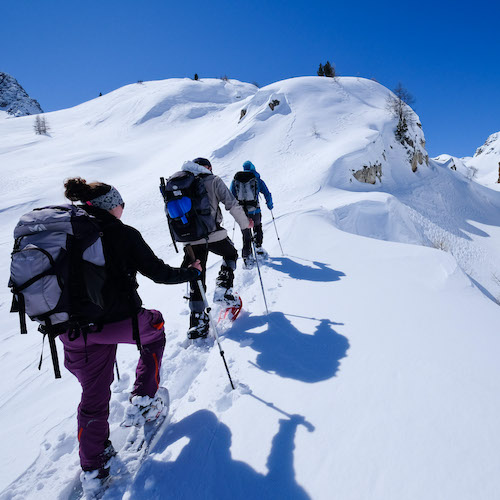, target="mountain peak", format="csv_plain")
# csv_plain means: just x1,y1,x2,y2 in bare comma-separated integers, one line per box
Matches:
0,72,43,117
474,131,500,157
